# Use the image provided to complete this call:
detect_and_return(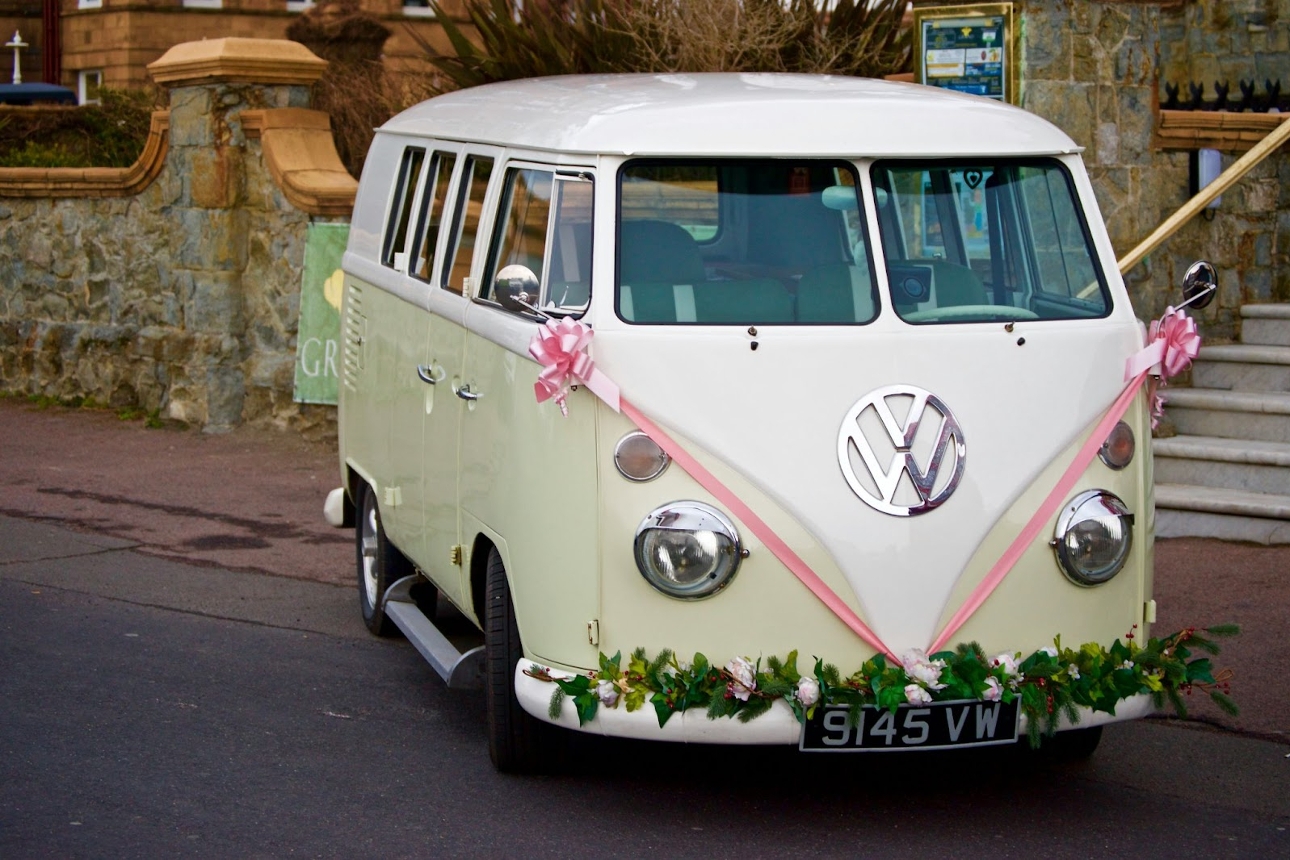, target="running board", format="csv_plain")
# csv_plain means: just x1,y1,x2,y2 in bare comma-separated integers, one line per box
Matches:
383,576,485,690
